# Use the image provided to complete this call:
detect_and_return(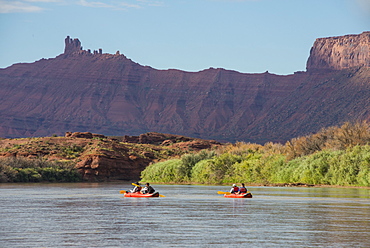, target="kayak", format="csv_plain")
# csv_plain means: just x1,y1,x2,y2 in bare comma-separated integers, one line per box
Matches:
123,191,160,197
224,192,253,198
